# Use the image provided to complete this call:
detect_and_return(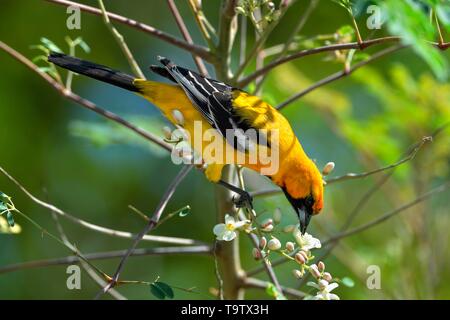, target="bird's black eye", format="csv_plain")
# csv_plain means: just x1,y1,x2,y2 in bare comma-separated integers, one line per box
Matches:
305,196,314,207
